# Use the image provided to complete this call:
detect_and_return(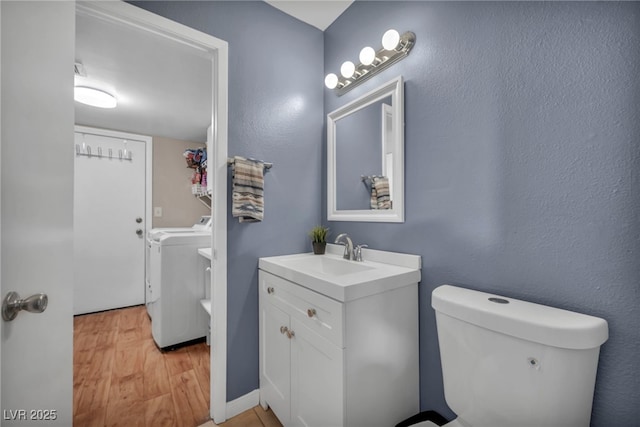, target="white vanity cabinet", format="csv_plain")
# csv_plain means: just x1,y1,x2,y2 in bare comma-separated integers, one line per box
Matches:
258,263,419,427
